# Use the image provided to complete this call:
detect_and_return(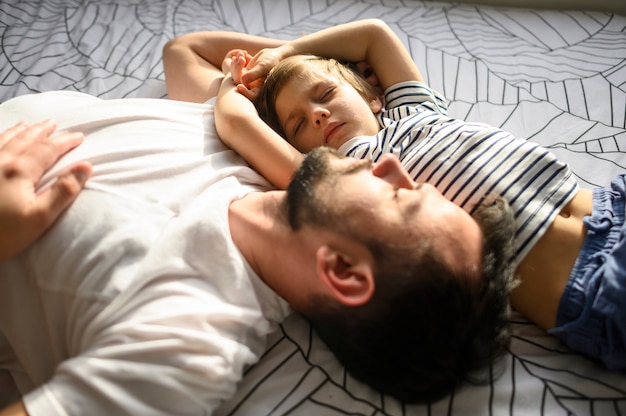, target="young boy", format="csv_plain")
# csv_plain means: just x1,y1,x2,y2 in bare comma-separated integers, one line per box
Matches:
204,20,624,375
